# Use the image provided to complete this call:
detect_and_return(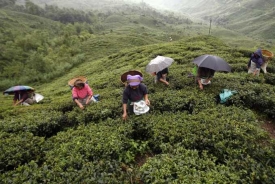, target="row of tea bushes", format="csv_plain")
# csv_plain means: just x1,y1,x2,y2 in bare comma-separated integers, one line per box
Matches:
2,74,275,138
140,146,275,183
0,120,145,183
2,108,275,183
130,108,275,183
0,132,45,173
0,110,65,137
1,159,130,183
140,148,239,183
